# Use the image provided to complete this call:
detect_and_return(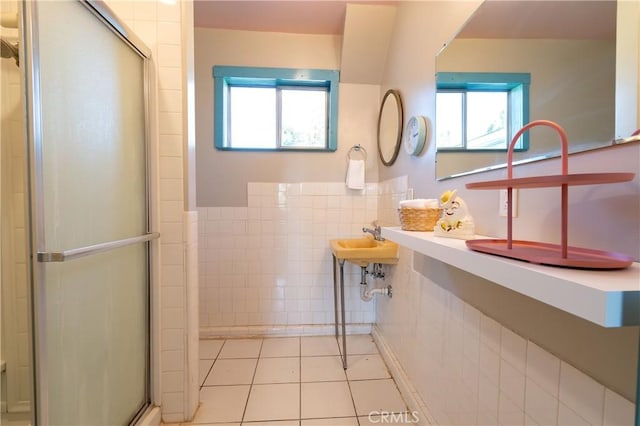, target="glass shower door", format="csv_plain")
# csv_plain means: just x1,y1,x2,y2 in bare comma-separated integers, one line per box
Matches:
24,1,156,424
